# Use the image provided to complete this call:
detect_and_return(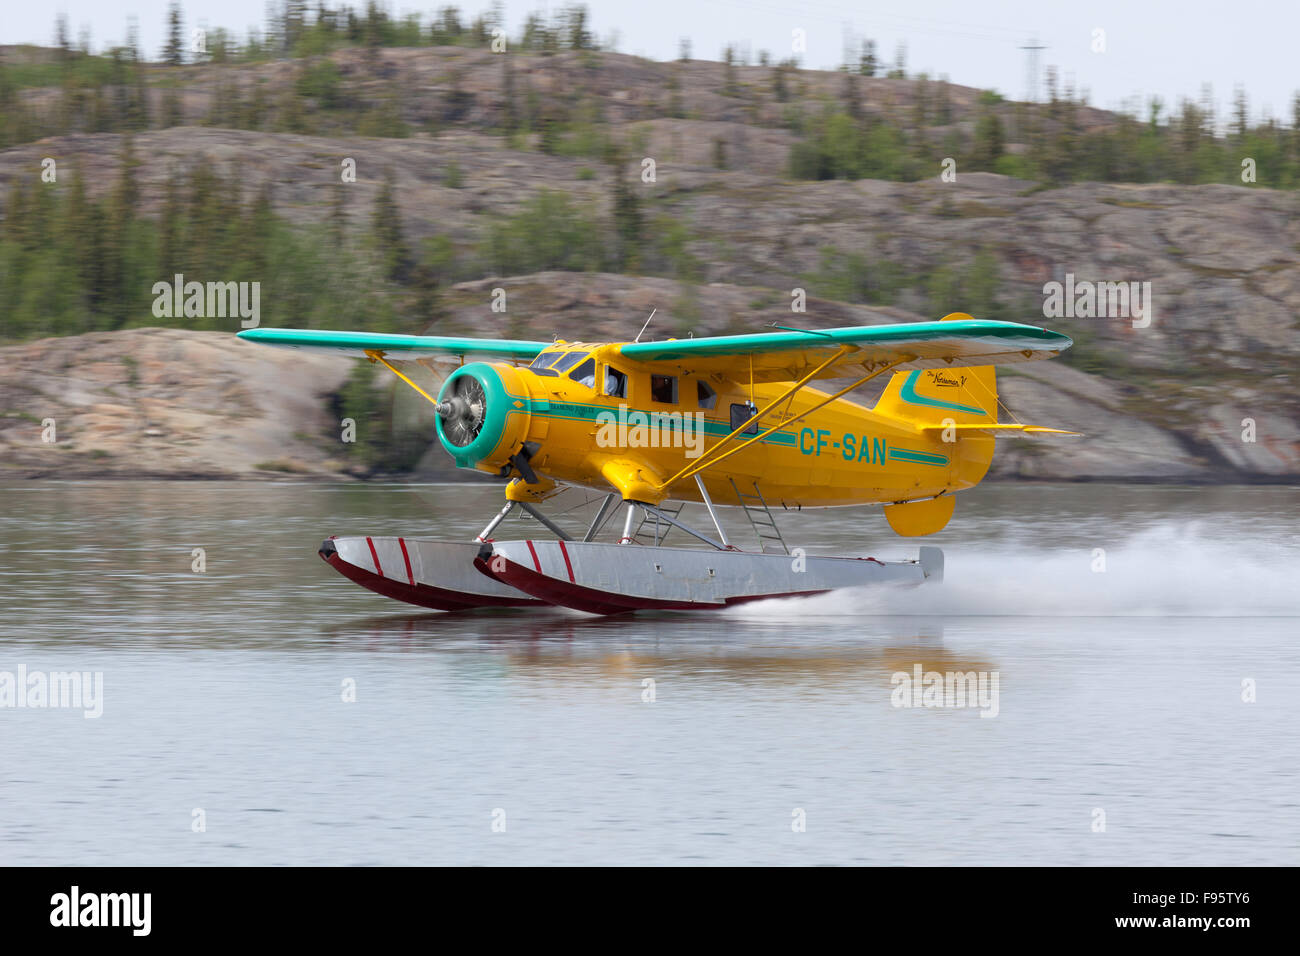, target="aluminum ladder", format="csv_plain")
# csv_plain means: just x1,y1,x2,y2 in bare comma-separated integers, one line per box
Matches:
631,500,686,546
729,479,788,554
